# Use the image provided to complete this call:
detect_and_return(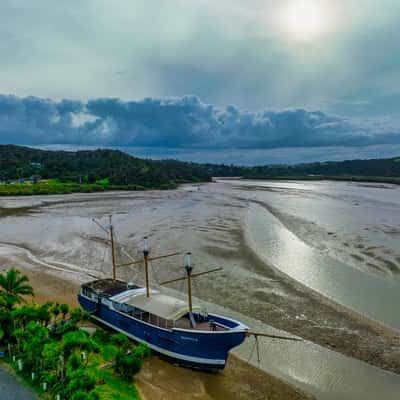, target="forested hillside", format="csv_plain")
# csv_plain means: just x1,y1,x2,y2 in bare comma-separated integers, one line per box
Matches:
1,145,400,193
0,145,210,189
238,157,400,182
